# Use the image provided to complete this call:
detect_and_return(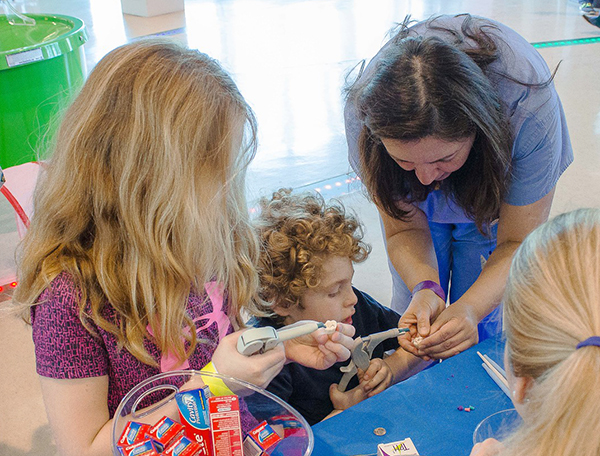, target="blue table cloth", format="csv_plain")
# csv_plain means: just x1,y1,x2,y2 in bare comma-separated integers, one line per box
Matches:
312,334,512,456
